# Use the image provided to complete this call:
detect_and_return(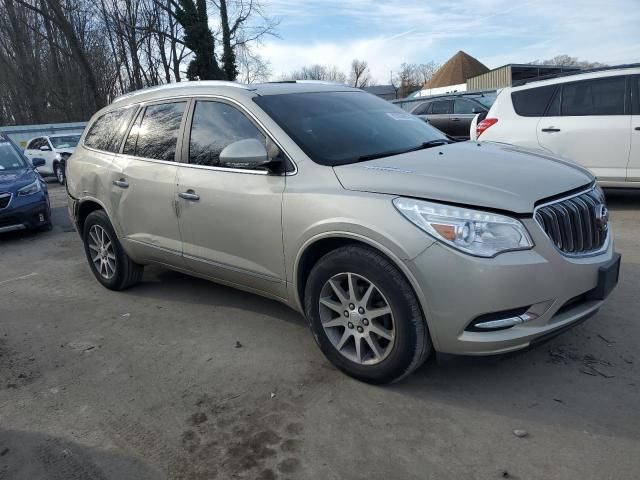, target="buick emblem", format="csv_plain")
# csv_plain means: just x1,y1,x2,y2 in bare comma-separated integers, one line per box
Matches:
595,204,609,231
